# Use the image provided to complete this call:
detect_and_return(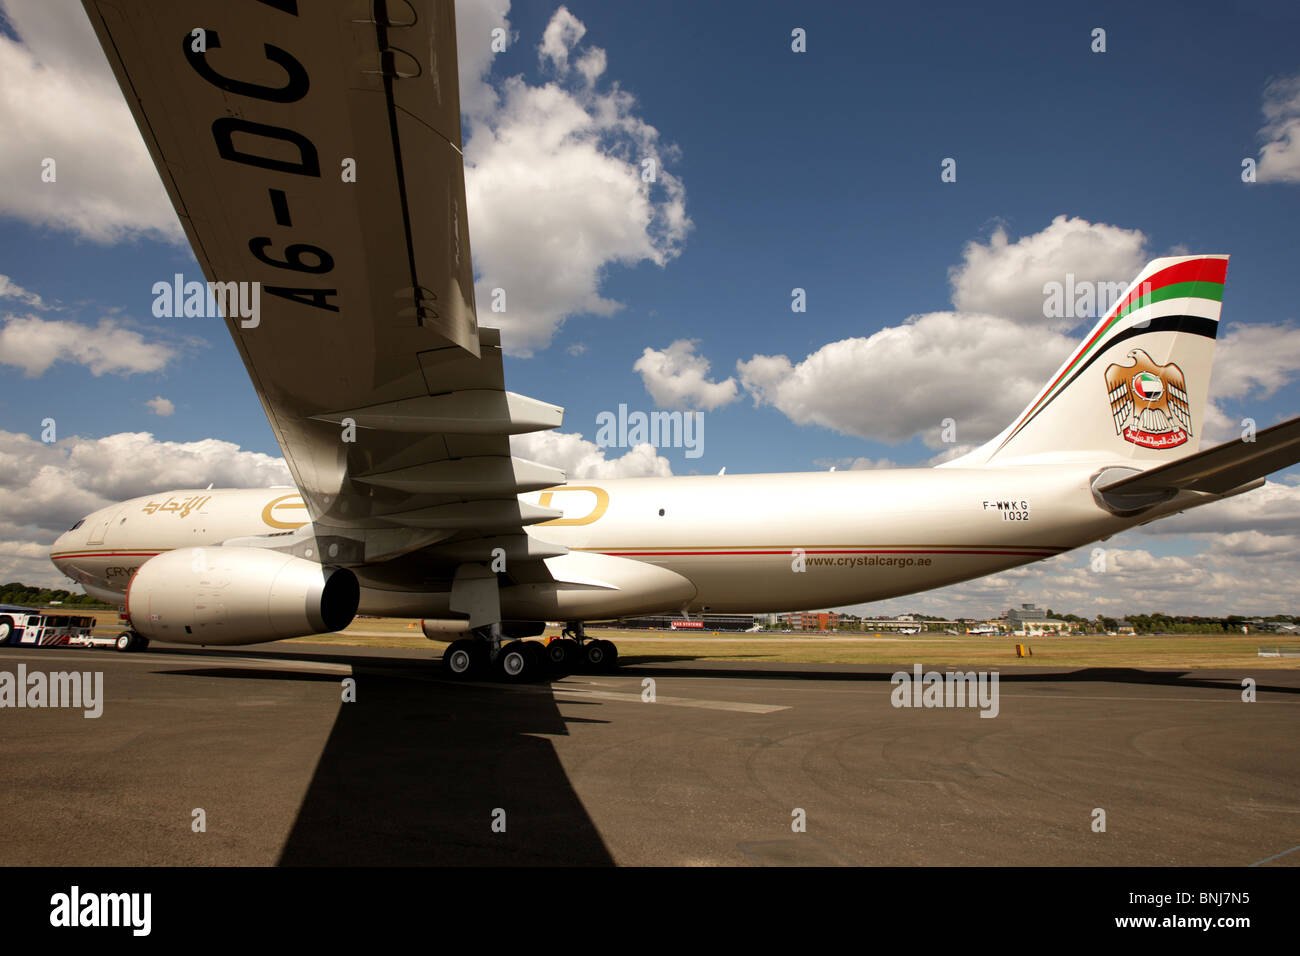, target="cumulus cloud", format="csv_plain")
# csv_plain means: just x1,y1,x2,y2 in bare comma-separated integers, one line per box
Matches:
735,216,1154,446
733,215,1300,452
1139,476,1300,536
0,0,183,242
538,6,586,74
1197,320,1300,442
1256,72,1300,184
145,396,174,416
454,0,514,117
948,215,1148,328
0,429,291,585
511,428,673,480
854,531,1300,620
0,314,176,376
460,4,691,355
634,339,739,411
738,311,1076,447
1210,321,1300,401
1,1,689,356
